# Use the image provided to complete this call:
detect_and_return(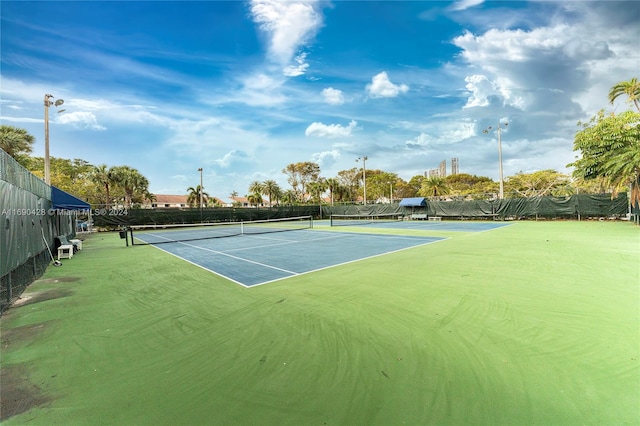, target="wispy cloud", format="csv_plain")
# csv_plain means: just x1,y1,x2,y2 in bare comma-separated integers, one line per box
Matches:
214,149,250,168
57,111,106,130
449,0,484,12
283,53,310,77
250,0,324,76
